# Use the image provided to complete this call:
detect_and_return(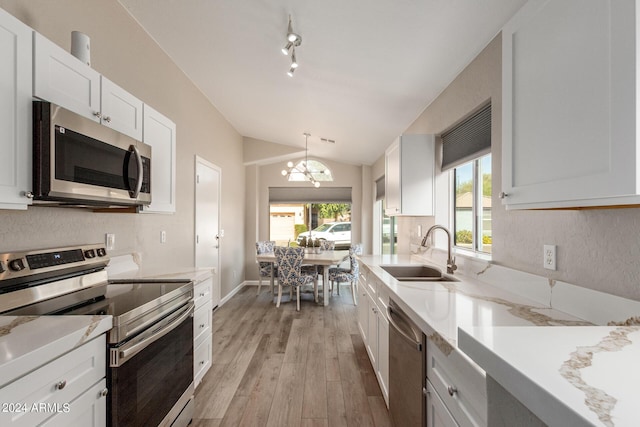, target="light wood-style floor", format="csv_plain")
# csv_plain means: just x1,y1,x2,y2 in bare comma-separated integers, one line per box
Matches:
191,283,393,427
